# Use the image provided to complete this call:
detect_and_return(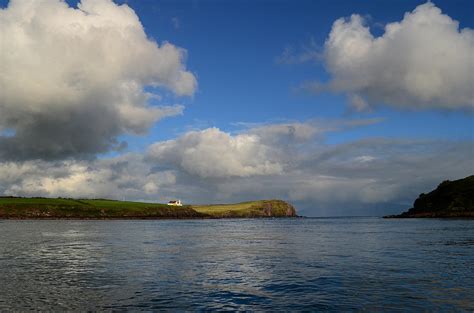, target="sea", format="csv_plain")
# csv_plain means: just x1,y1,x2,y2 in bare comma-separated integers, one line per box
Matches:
0,218,473,311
